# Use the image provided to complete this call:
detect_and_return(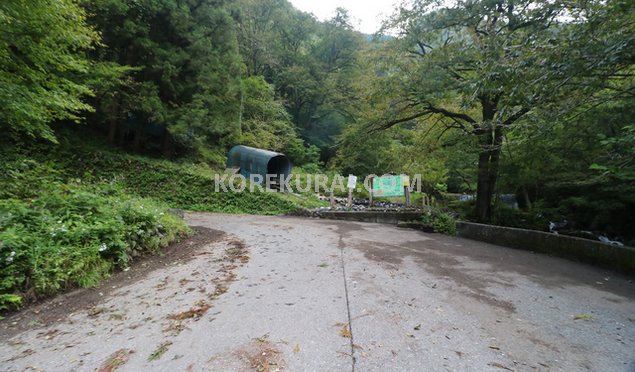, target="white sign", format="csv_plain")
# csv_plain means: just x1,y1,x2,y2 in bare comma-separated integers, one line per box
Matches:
347,175,357,189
